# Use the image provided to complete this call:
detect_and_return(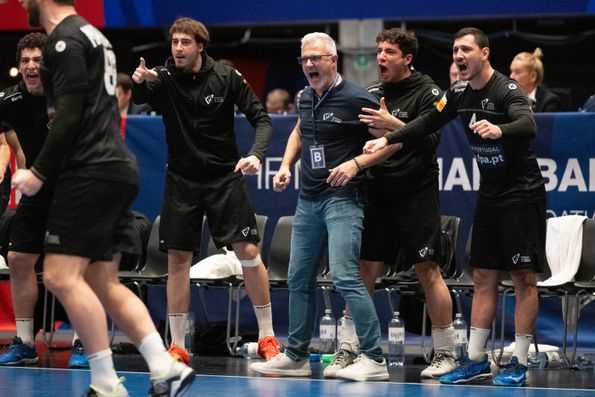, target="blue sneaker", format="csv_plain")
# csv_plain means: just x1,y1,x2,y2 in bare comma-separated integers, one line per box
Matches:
69,339,90,369
0,336,38,366
493,356,527,387
439,354,492,384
